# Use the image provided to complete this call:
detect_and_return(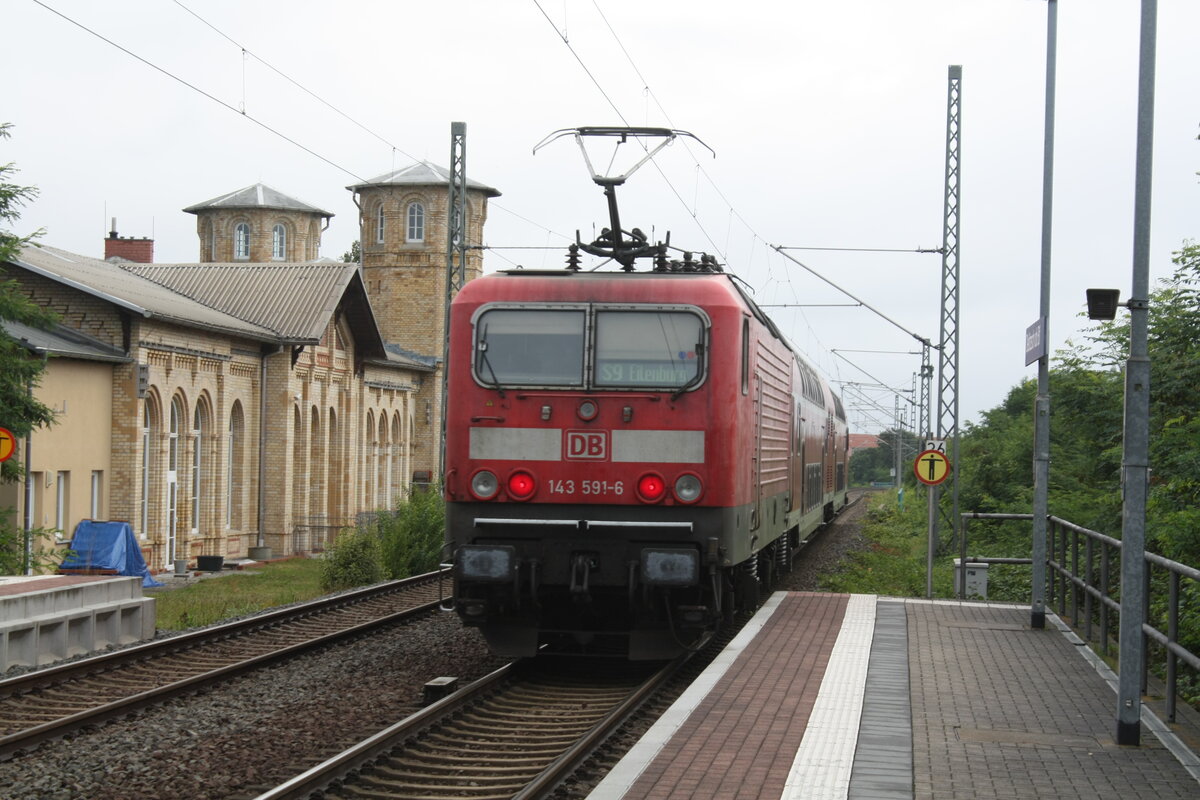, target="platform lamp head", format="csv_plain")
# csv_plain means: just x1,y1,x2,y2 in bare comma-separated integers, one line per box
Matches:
1086,288,1122,321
